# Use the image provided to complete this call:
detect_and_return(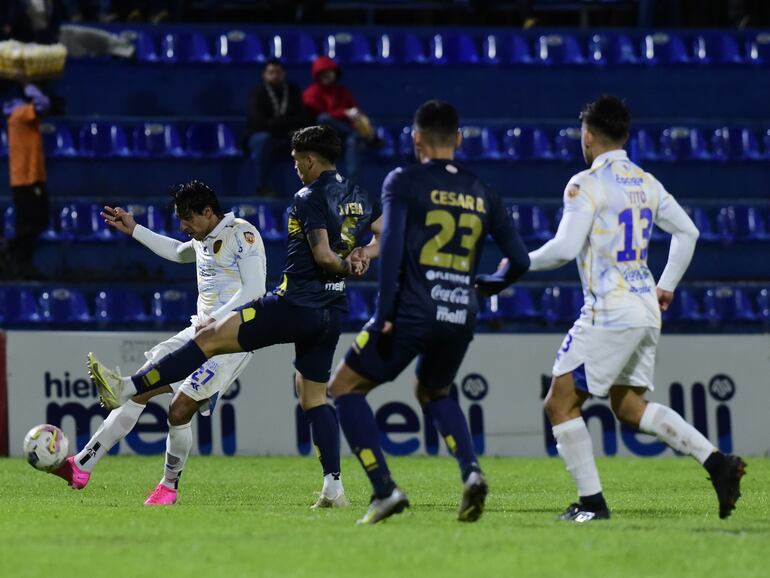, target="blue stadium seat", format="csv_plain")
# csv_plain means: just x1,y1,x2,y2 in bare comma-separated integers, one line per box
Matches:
757,289,770,325
535,33,585,66
60,203,111,241
503,127,554,160
508,204,552,241
324,32,373,63
216,31,265,63
641,32,689,65
711,127,762,161
270,31,318,64
703,287,757,323
377,32,427,64
3,206,16,239
151,289,192,324
232,203,281,241
0,127,7,157
746,31,770,65
125,30,158,62
39,288,92,323
375,127,396,158
126,204,167,235
430,33,479,64
0,287,41,323
541,286,583,324
659,127,710,161
482,34,533,65
79,123,131,158
95,289,148,324
160,32,212,63
692,32,743,65
662,287,703,322
483,287,538,321
186,124,240,157
133,123,184,158
588,33,638,65
167,212,187,240
399,126,414,158
629,127,660,162
717,206,769,241
554,127,582,161
346,288,372,323
683,206,718,242
40,123,77,158
457,127,500,160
